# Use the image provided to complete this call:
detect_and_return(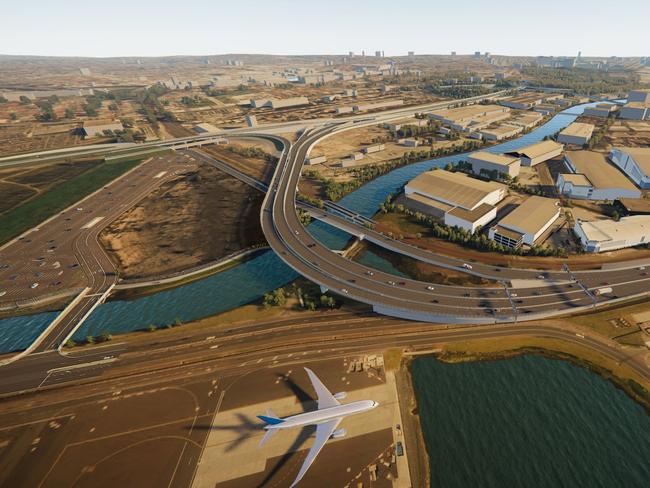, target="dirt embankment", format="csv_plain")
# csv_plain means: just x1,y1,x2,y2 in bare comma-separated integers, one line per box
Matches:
100,162,265,279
